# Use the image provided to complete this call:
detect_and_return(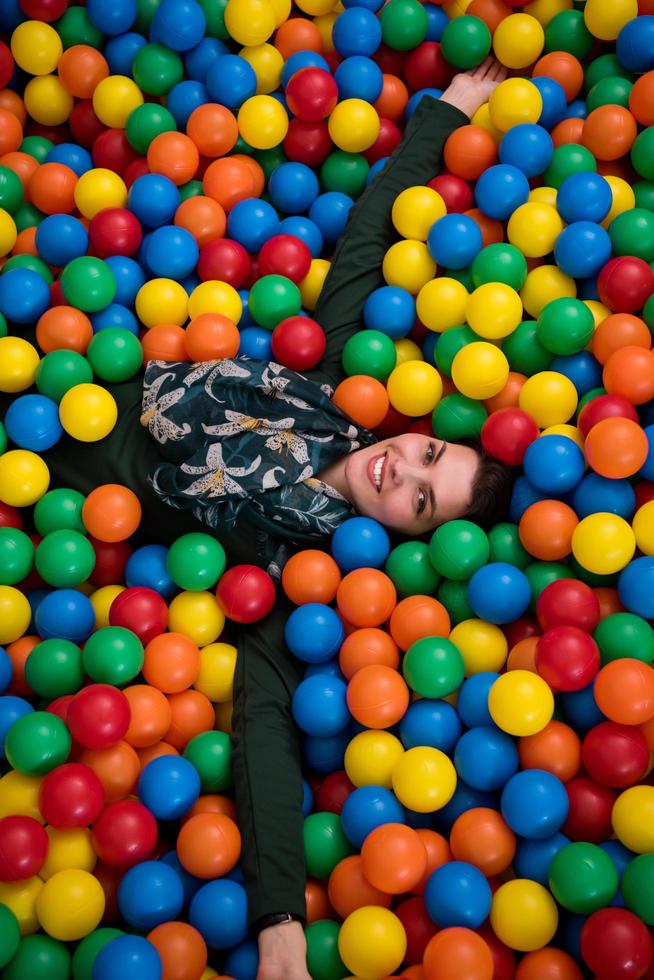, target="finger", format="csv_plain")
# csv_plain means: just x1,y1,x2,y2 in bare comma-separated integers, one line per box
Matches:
478,56,495,78
491,60,508,81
